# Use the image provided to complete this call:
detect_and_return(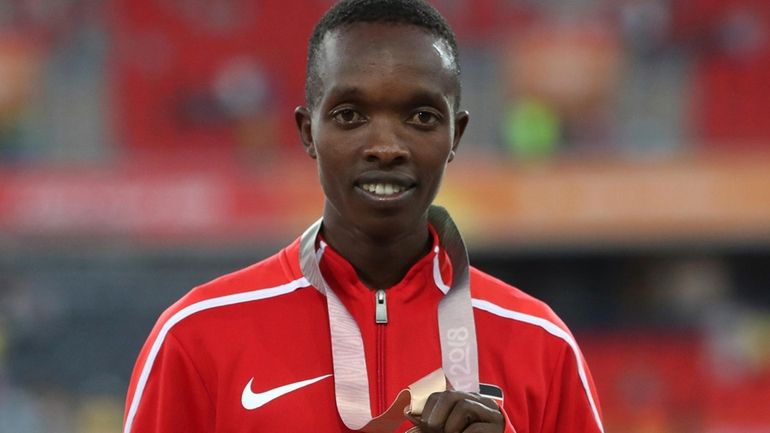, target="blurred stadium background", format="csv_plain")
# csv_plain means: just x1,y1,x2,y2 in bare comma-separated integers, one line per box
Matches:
1,0,770,432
